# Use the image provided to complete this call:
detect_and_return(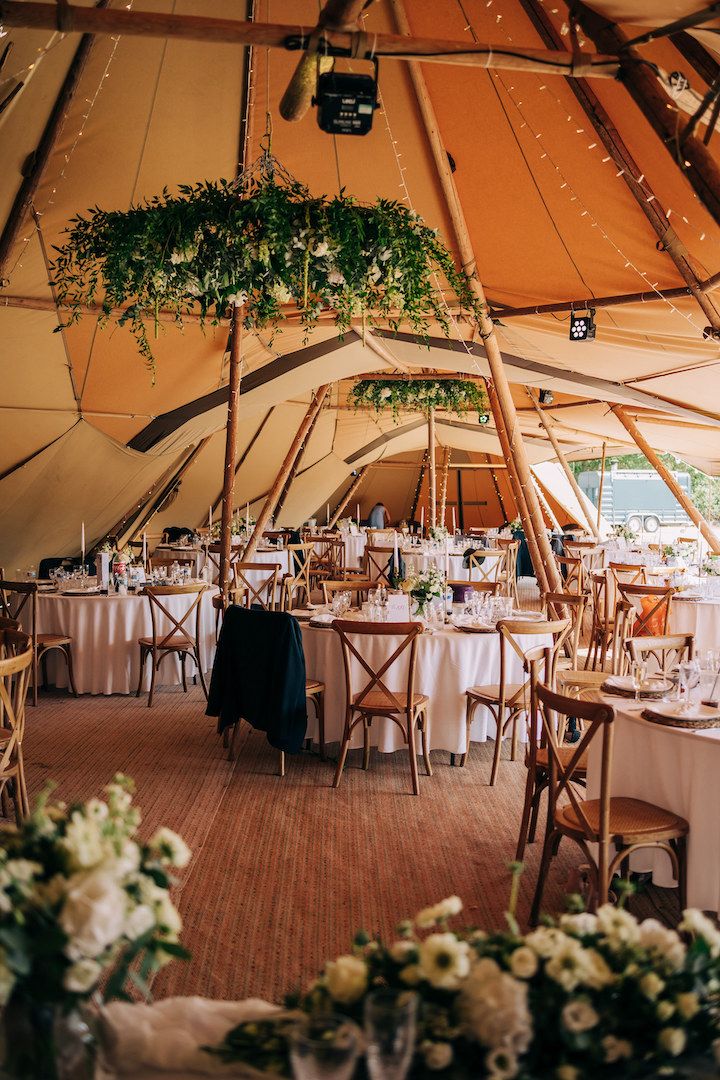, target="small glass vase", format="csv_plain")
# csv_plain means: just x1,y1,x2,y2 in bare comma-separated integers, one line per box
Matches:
1,996,95,1080
411,594,428,620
